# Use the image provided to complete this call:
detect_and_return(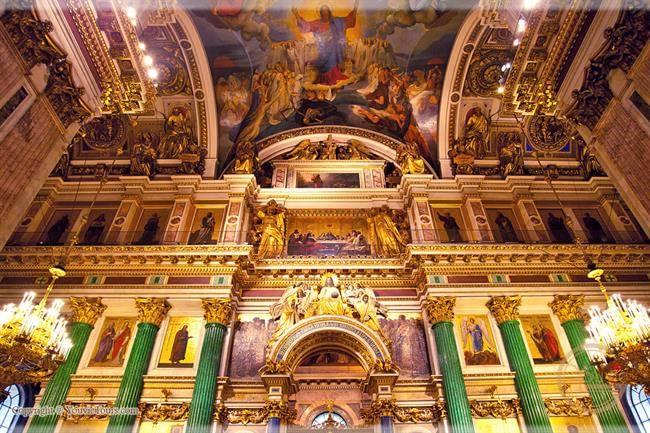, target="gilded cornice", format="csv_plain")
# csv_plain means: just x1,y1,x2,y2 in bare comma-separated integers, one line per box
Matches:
202,298,233,325
422,296,456,324
135,297,171,327
256,126,403,152
549,294,587,324
486,295,521,324
69,297,107,326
